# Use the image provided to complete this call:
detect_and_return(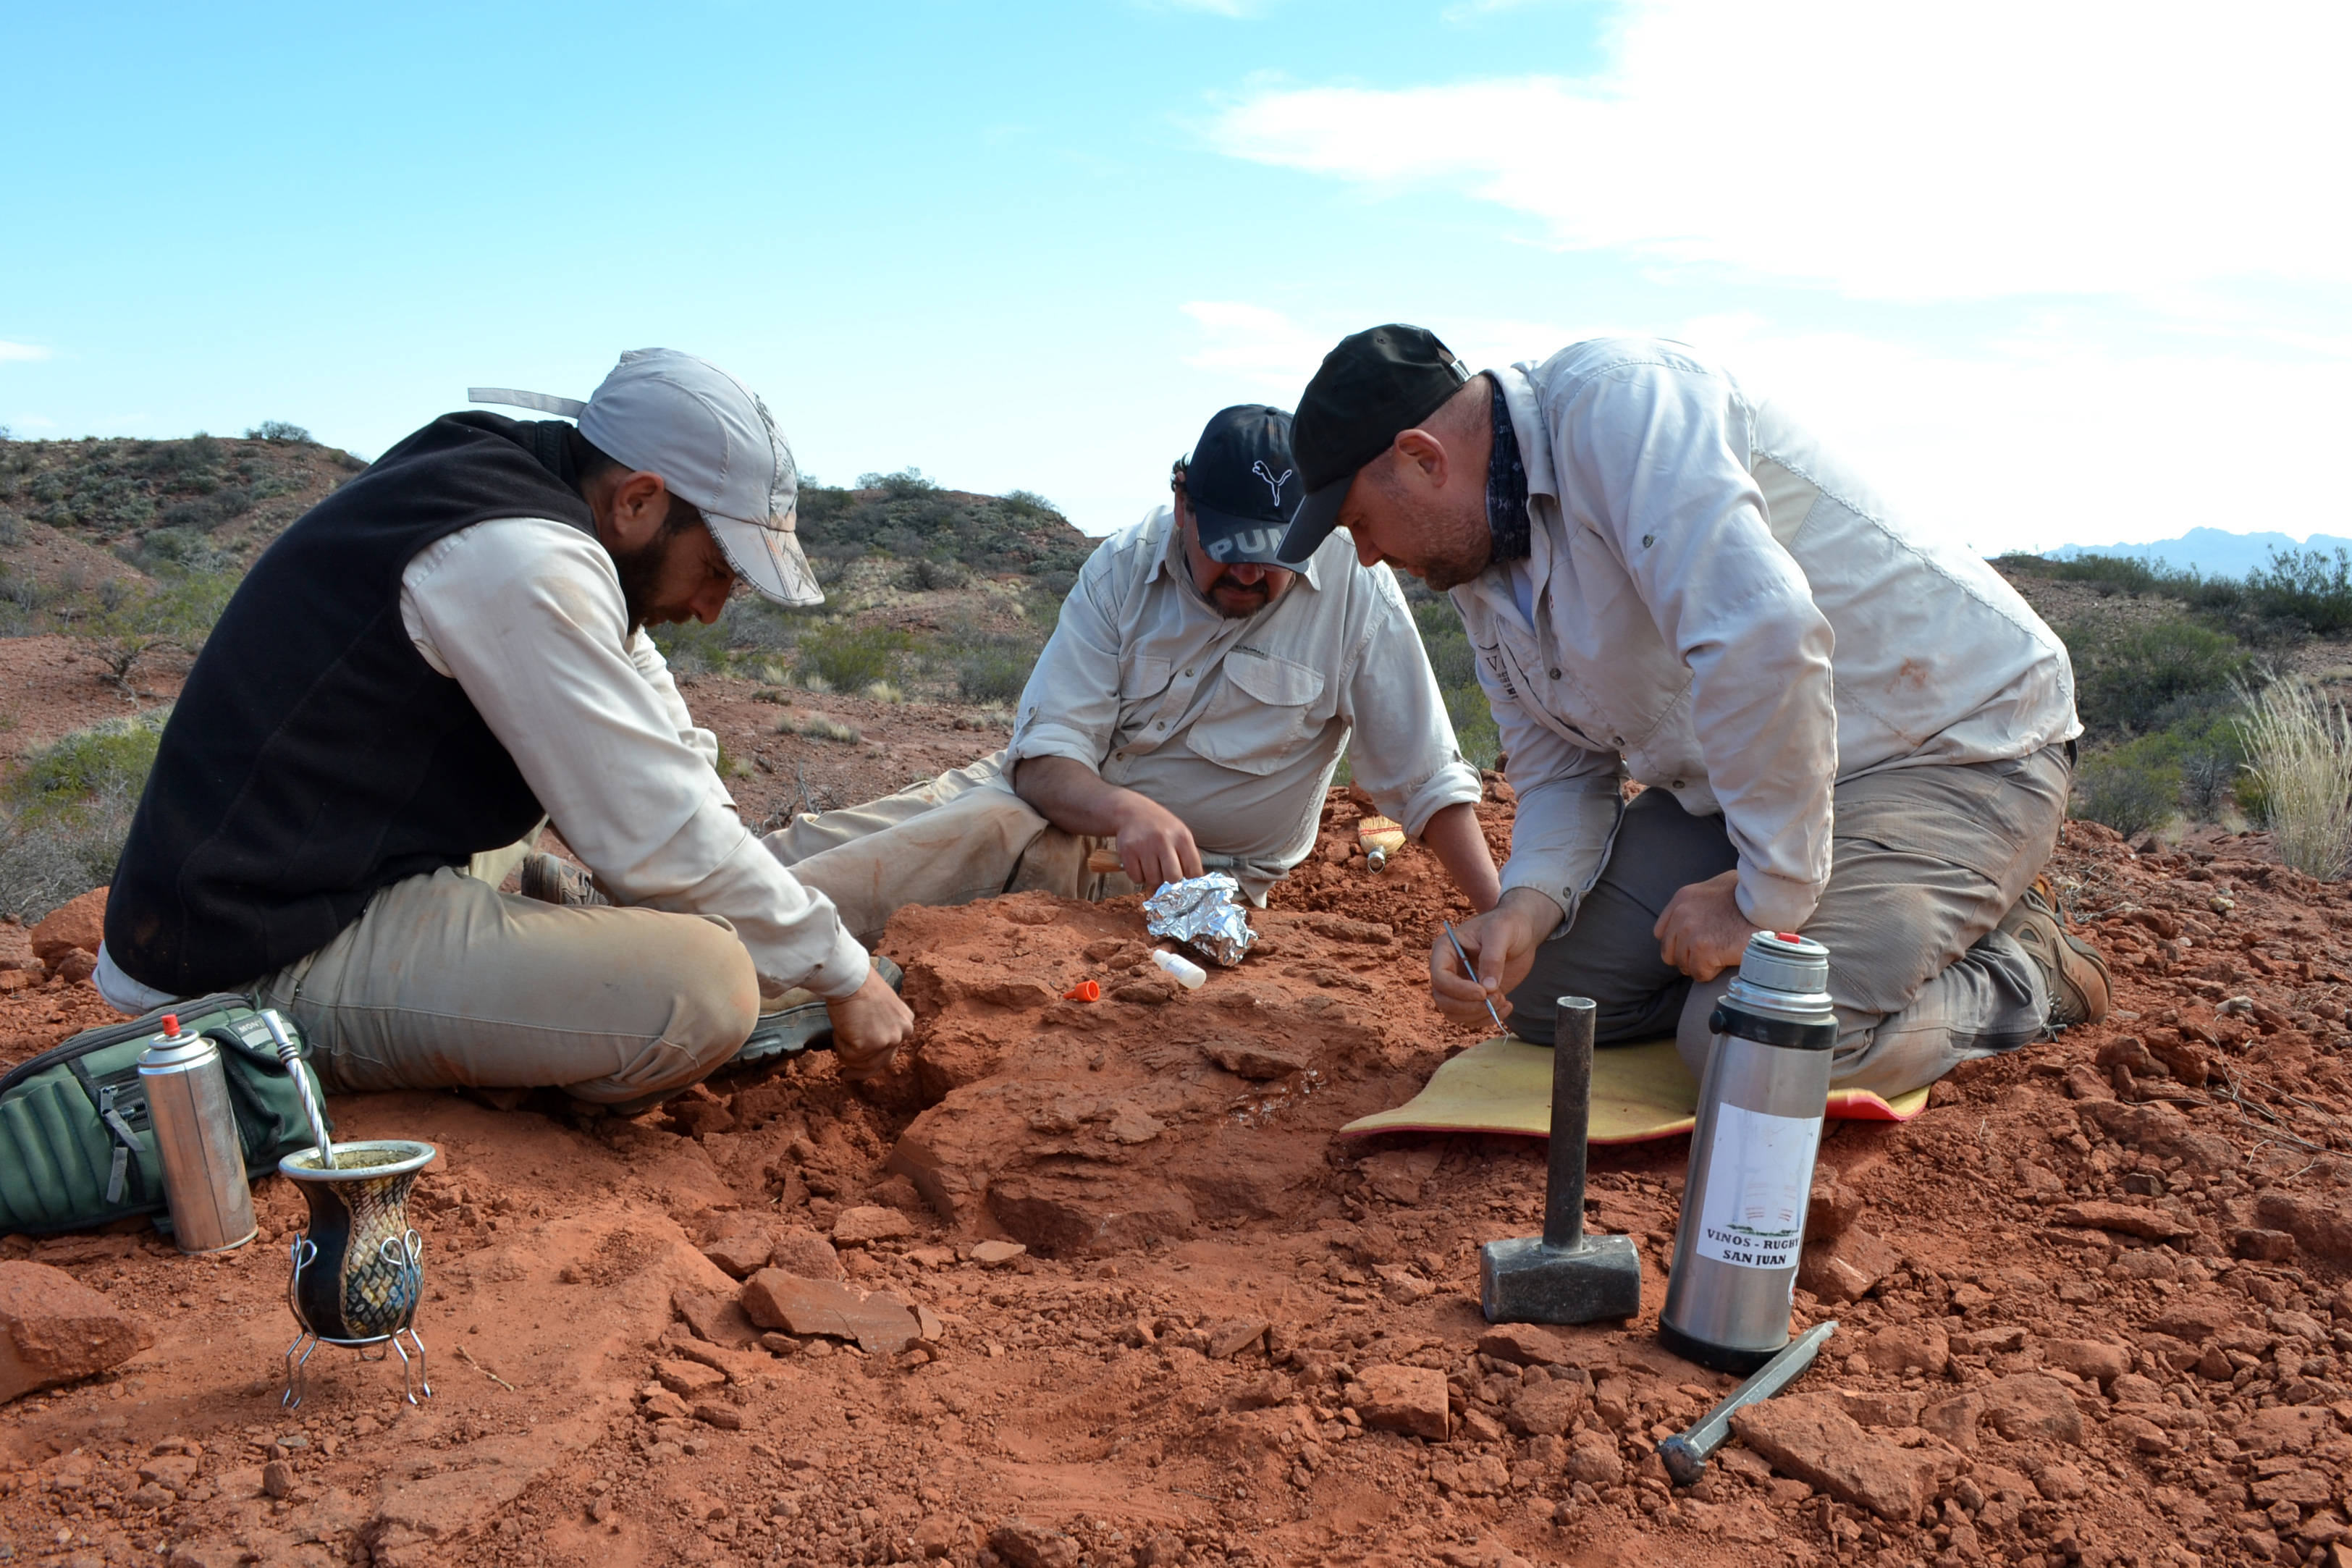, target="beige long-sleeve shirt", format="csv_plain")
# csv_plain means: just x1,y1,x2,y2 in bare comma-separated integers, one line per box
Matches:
1458,340,2080,932
1007,505,1482,897
394,516,868,998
